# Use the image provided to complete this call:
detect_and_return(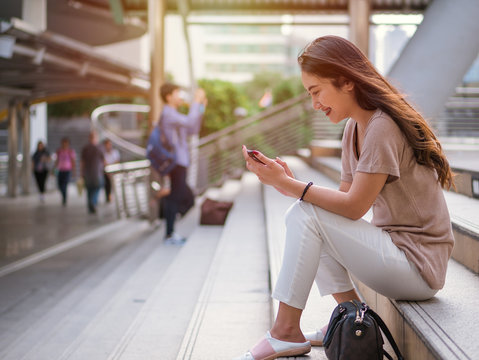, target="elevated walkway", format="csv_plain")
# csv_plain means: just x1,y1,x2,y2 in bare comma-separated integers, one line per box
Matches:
0,183,118,269
1,154,478,359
